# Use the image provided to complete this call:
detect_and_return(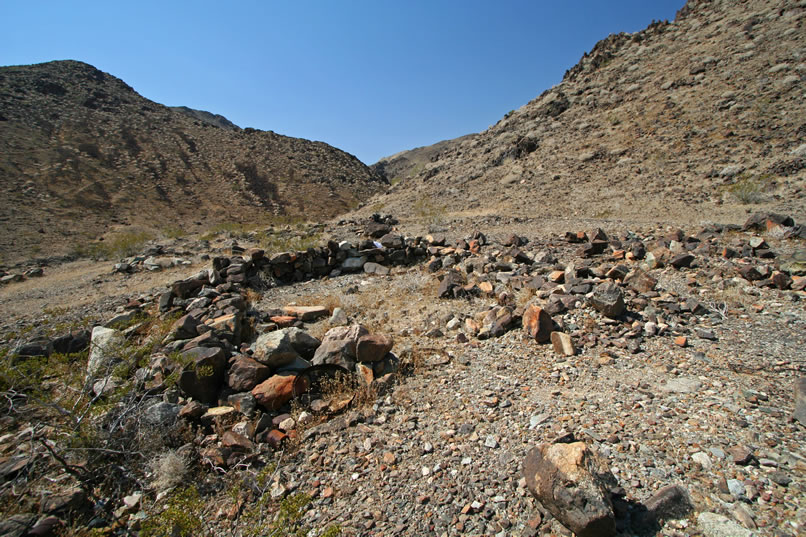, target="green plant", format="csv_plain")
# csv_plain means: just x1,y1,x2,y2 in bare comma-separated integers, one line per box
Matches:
162,226,187,239
320,525,343,537
257,230,322,254
72,230,155,260
141,486,206,537
725,172,772,204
